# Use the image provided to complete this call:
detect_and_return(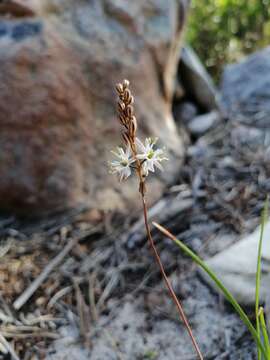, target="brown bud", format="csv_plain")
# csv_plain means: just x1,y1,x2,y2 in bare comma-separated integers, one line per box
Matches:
129,116,137,138
118,114,126,125
131,115,137,126
118,101,125,113
122,131,131,145
123,89,131,102
127,95,134,105
116,83,123,94
123,79,130,89
126,105,134,118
